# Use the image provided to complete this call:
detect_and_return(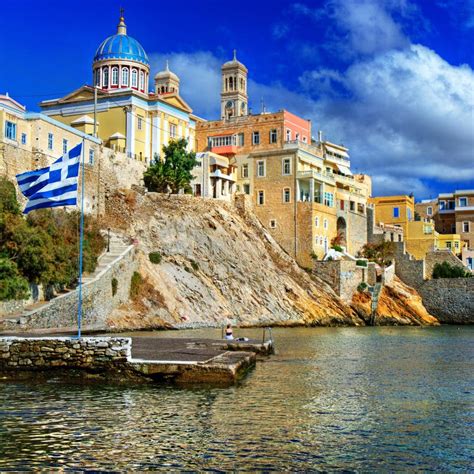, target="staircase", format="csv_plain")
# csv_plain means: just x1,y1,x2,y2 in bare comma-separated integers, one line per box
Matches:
369,282,382,326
